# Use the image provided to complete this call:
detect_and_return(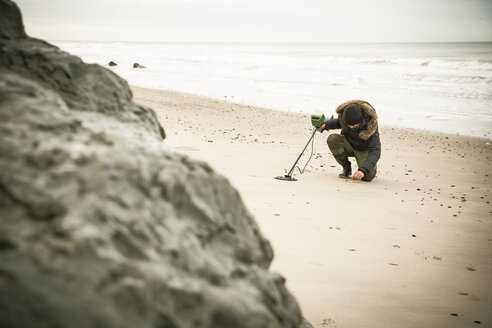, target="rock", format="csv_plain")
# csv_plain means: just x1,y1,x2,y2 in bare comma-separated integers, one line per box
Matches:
300,317,314,328
0,0,26,39
108,61,117,66
0,1,304,327
133,62,146,68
